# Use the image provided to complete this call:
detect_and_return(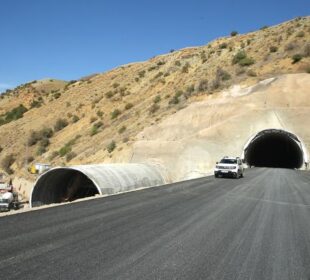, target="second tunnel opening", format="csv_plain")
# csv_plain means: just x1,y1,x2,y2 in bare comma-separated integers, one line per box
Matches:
244,130,304,169
31,169,100,207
